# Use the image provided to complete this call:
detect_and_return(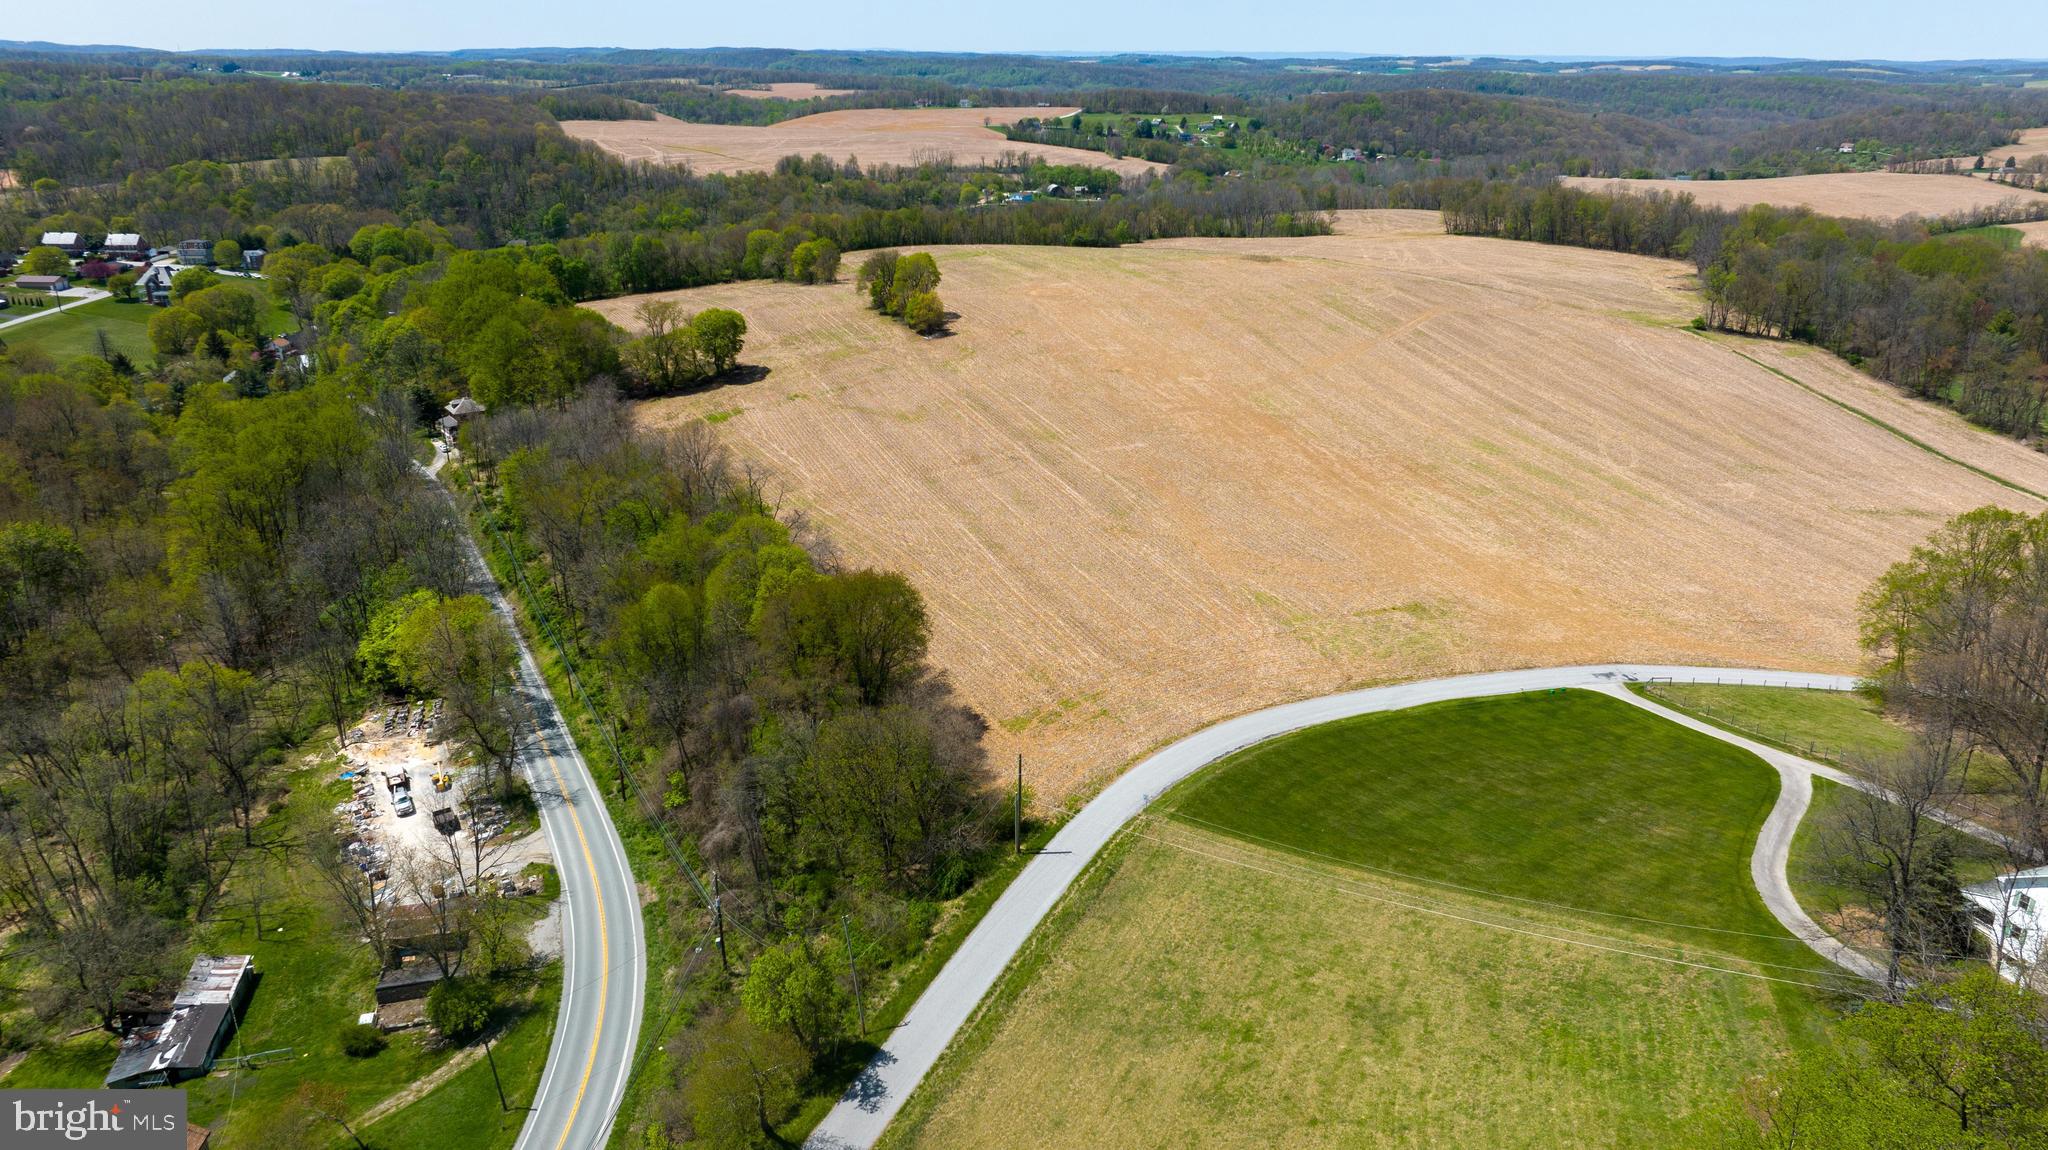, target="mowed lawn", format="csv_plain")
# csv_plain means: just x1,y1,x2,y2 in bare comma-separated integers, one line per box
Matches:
885,691,1846,1150
0,282,294,368
1166,689,1822,965
1637,682,1910,765
0,298,158,365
